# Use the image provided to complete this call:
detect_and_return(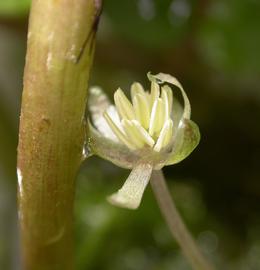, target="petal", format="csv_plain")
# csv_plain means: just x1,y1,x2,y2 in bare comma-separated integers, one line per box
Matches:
87,121,139,169
166,119,200,165
107,163,153,209
88,86,111,111
147,72,191,120
88,86,120,142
